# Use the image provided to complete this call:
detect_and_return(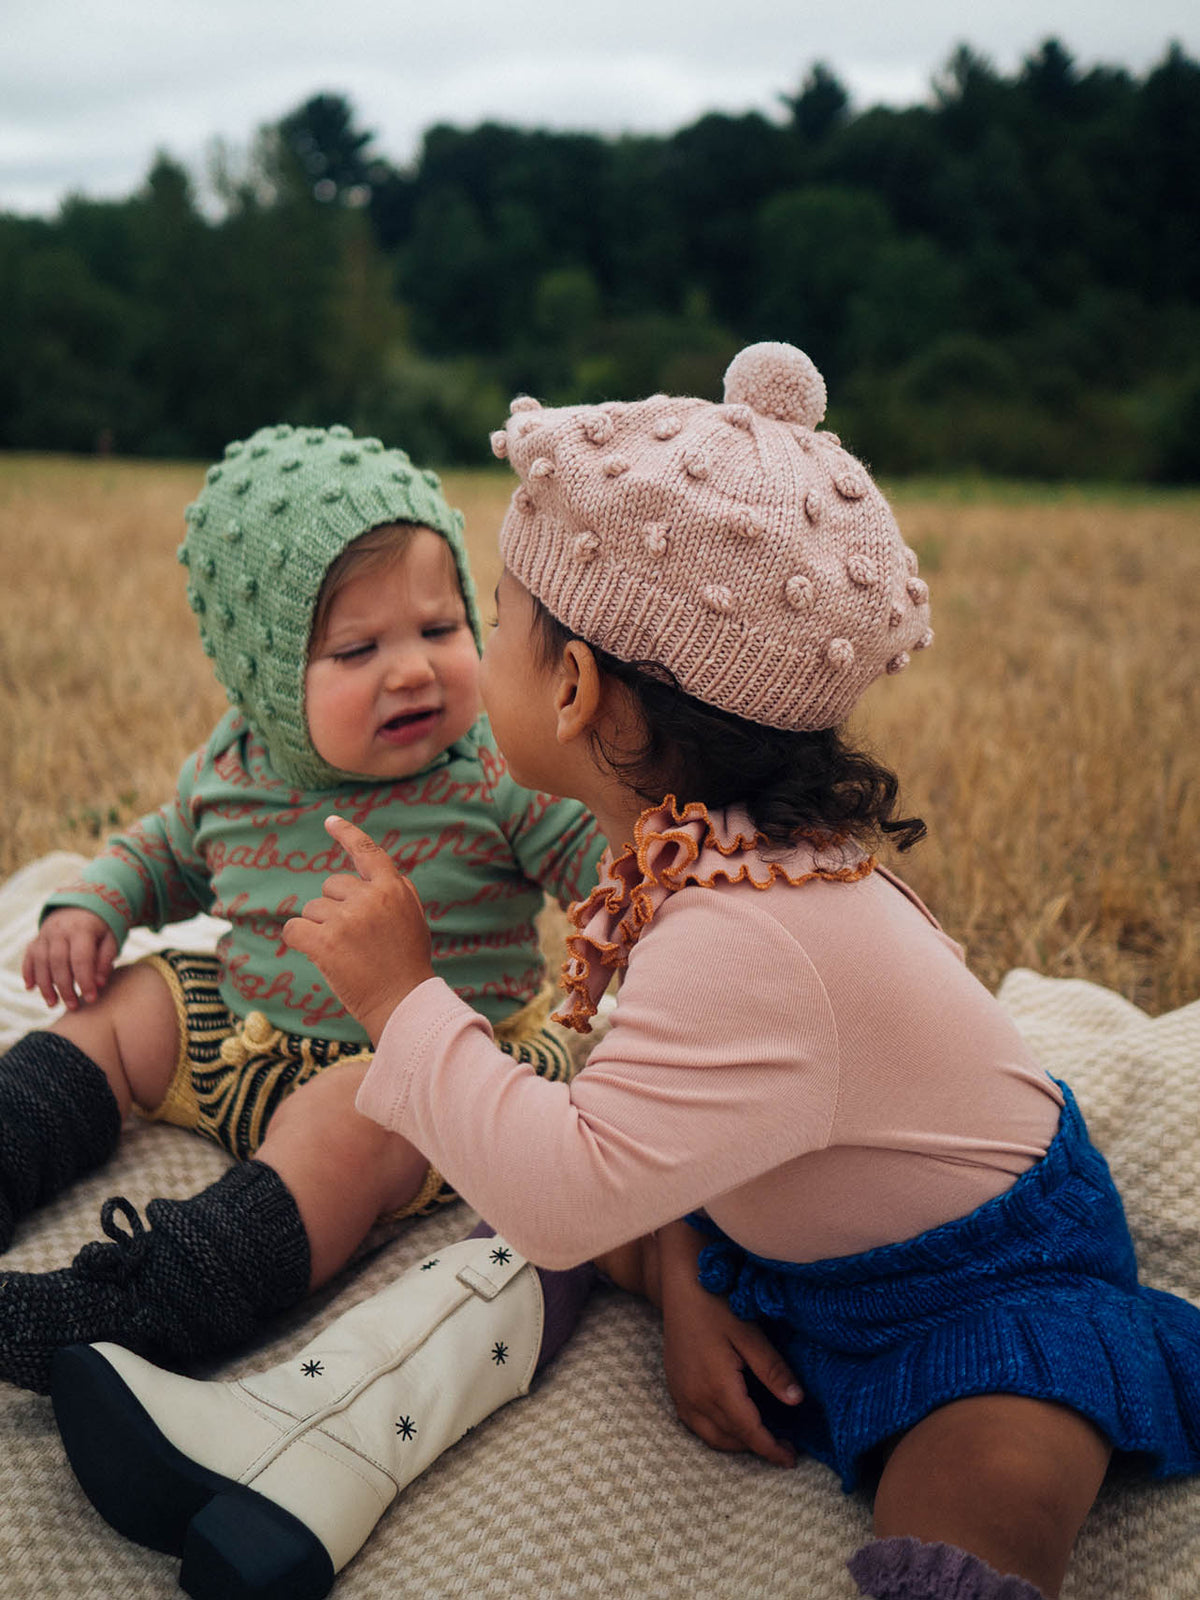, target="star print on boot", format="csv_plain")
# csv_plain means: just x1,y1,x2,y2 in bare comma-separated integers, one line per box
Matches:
51,1232,547,1600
